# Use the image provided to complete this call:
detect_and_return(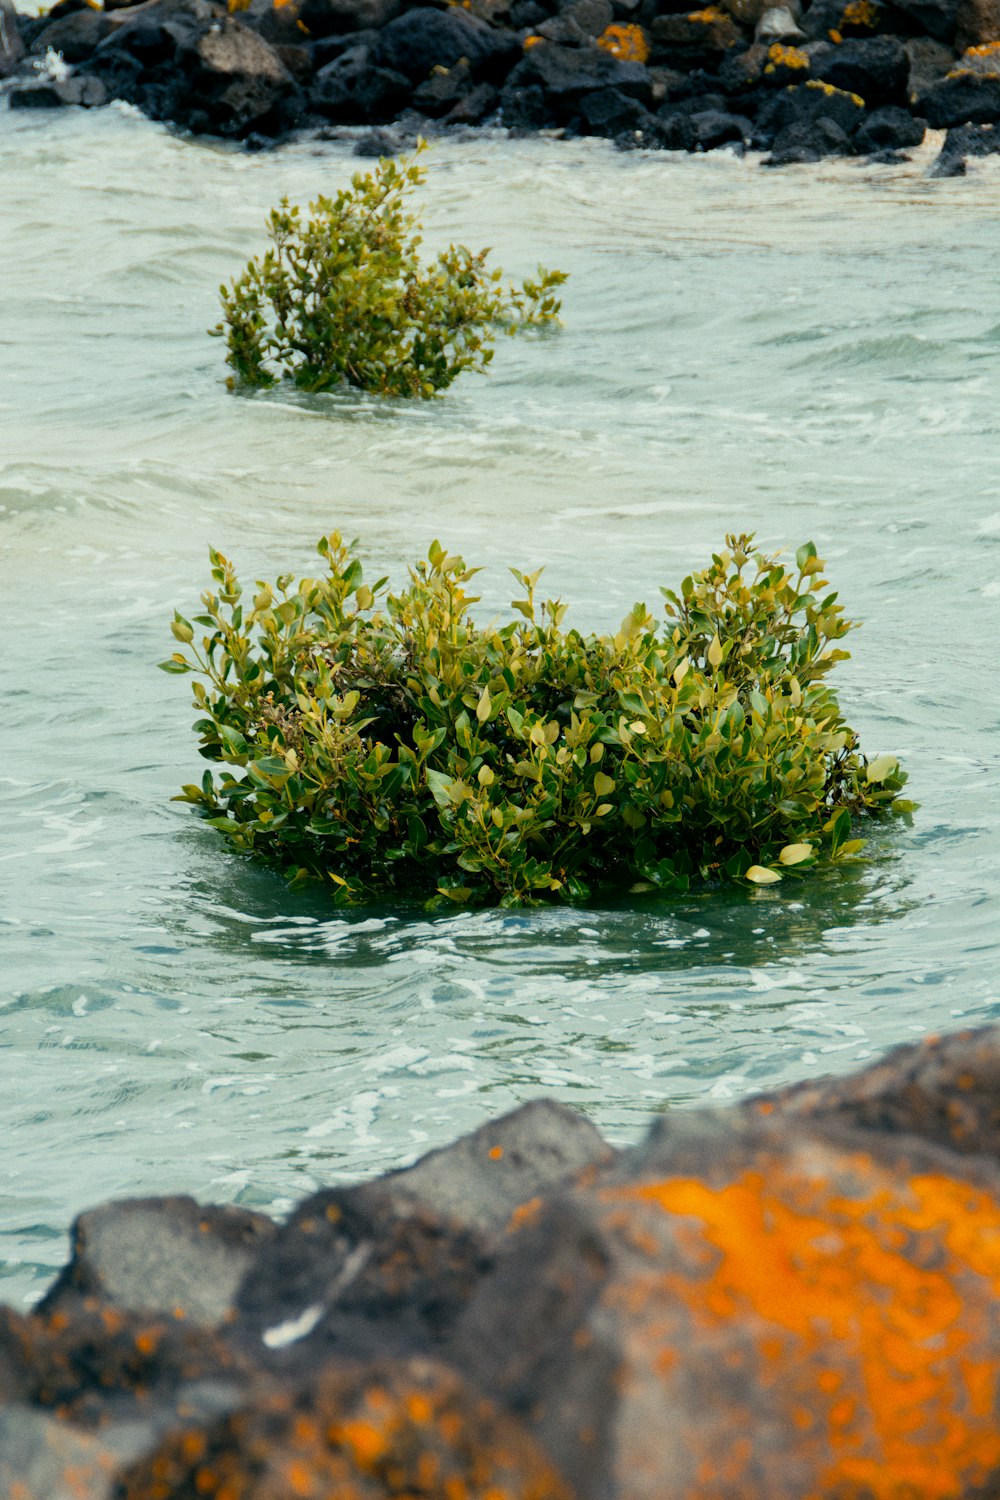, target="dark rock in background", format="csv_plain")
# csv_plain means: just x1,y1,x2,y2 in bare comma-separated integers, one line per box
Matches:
300,0,401,36
0,0,991,166
854,96,925,142
890,0,962,39
502,36,652,125
930,112,1000,163
917,65,1000,119
810,32,910,101
752,75,867,147
765,110,855,155
373,4,509,82
904,33,957,92
0,0,25,77
311,44,411,122
29,6,115,62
